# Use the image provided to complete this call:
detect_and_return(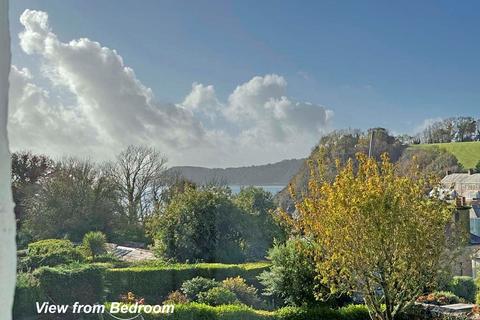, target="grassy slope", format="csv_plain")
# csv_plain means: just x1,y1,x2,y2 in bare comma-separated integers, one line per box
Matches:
410,141,480,169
